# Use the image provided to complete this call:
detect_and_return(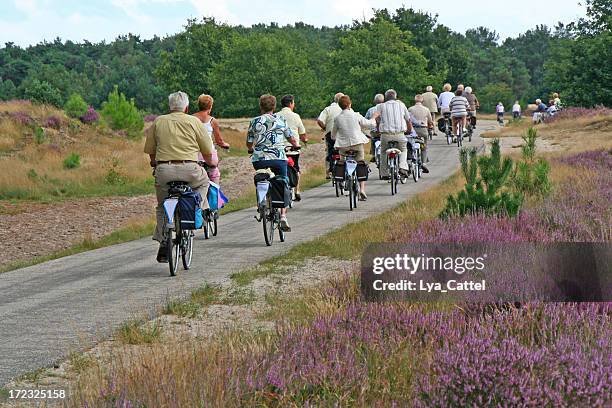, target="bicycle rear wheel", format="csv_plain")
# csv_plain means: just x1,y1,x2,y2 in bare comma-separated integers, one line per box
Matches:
262,195,274,246
348,175,355,211
168,211,181,276
211,213,218,237
352,176,358,209
182,231,193,269
203,211,210,239
278,210,285,242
